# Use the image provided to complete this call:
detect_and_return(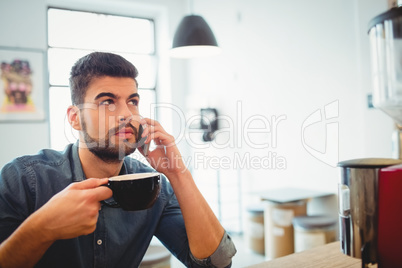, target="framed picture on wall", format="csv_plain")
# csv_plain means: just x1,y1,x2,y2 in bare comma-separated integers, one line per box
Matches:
0,47,45,121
